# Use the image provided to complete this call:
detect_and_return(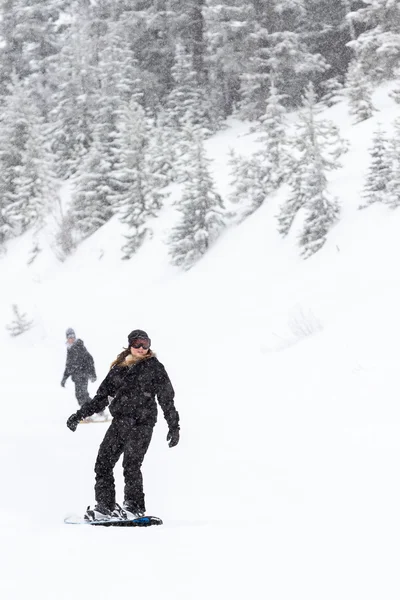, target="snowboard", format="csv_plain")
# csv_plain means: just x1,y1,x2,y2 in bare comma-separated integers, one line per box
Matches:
64,514,162,527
